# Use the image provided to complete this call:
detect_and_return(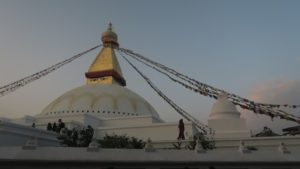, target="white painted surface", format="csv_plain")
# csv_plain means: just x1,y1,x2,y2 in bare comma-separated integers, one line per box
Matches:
0,146,299,162
208,95,251,138
210,94,241,120
96,121,195,141
36,84,162,121
0,120,59,146
214,135,300,150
